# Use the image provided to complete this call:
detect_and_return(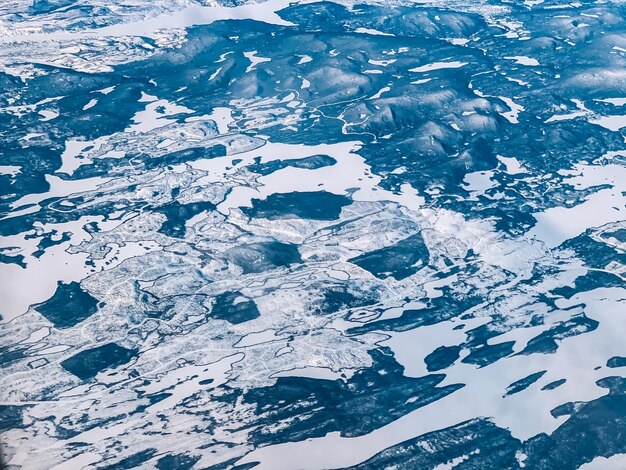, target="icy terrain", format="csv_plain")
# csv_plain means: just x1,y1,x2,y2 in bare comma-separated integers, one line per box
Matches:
1,0,626,468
